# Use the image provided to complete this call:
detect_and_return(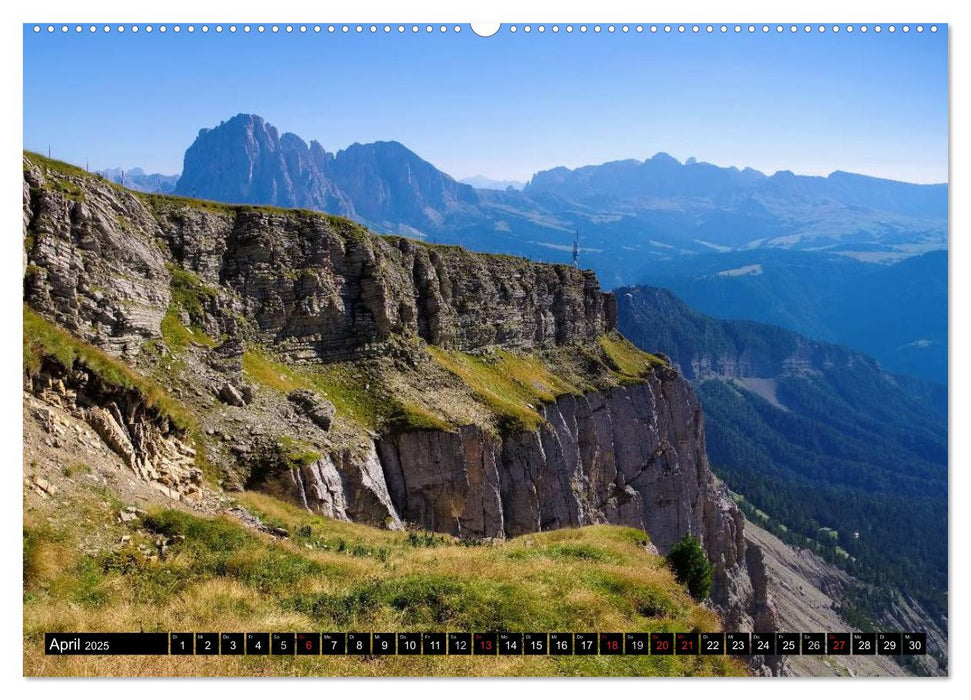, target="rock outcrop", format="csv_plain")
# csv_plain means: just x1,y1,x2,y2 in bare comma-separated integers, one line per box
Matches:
25,354,204,502
258,443,402,530
287,389,336,431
